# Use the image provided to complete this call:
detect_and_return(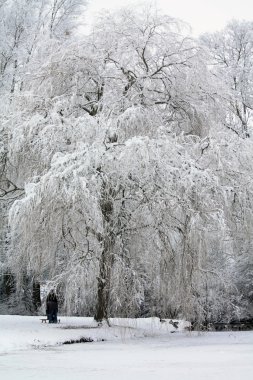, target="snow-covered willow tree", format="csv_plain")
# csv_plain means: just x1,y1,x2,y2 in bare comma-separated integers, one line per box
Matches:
9,132,230,321
3,2,253,323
